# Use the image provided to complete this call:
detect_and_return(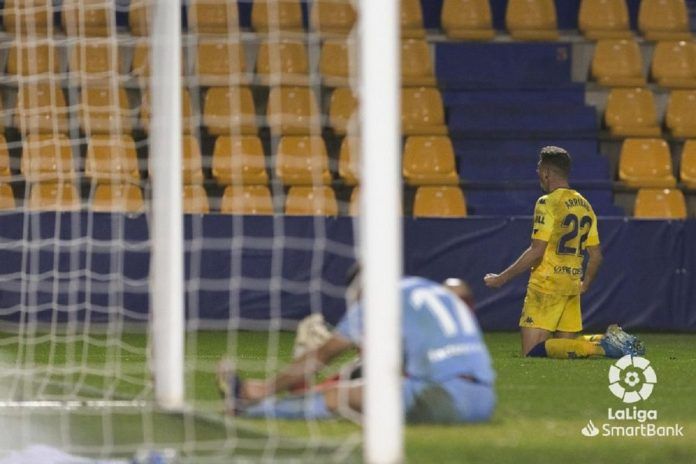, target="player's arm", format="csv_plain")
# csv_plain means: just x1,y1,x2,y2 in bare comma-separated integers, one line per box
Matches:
243,334,354,401
581,244,603,294
485,197,553,288
484,239,548,288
